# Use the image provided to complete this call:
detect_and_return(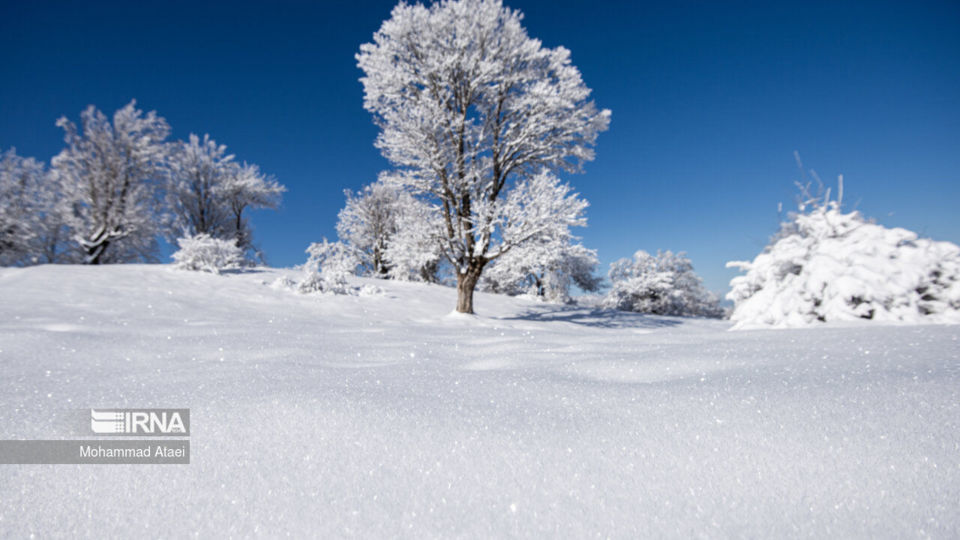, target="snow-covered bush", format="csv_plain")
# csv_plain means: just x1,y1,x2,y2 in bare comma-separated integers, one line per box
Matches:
603,250,723,318
299,239,360,294
727,181,960,329
483,239,601,303
171,234,244,273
